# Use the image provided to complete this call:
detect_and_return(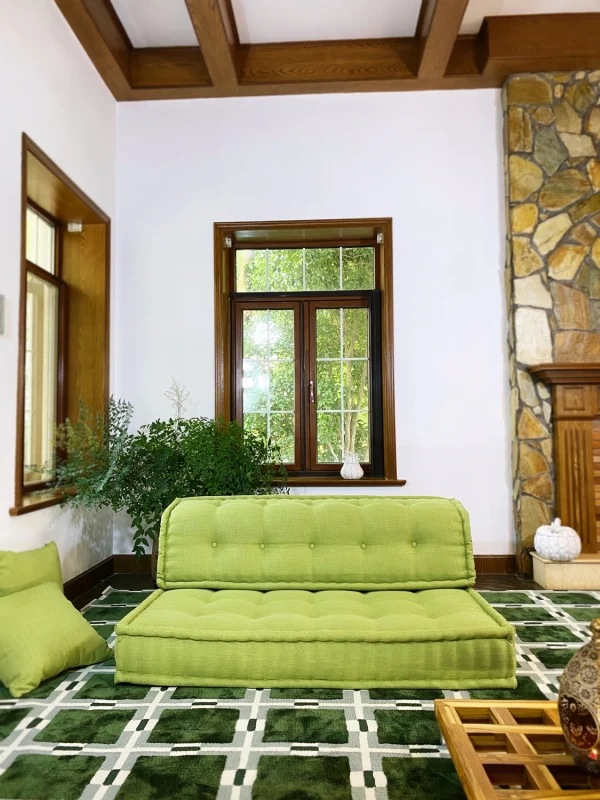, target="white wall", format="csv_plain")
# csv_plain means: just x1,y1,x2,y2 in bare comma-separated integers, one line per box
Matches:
0,0,117,579
115,90,512,555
